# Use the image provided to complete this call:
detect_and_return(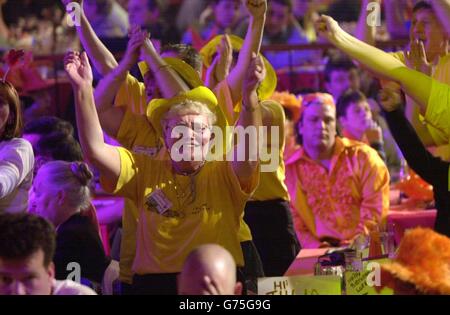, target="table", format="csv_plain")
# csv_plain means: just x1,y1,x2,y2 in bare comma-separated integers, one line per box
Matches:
285,209,437,276
387,209,436,245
